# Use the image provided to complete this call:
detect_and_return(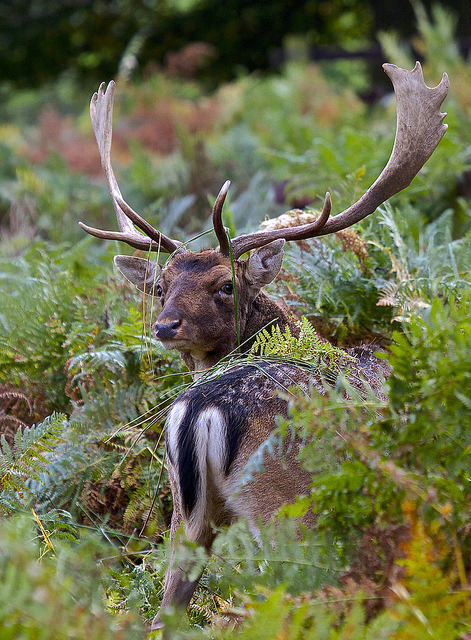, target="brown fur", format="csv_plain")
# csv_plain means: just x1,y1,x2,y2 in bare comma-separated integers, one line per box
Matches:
82,67,449,633
158,363,318,623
